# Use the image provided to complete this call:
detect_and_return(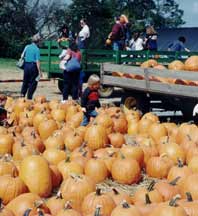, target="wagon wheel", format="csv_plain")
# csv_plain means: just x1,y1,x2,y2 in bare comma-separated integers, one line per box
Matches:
123,96,137,112
98,86,114,98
